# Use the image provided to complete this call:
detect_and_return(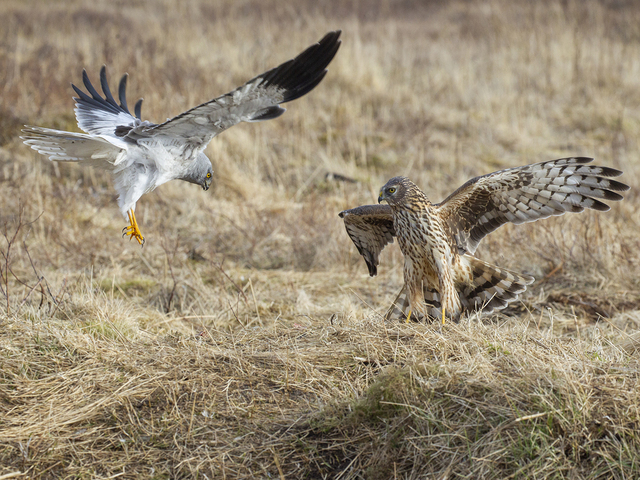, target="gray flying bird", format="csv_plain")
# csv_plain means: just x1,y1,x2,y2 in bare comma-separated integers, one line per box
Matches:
22,31,342,245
